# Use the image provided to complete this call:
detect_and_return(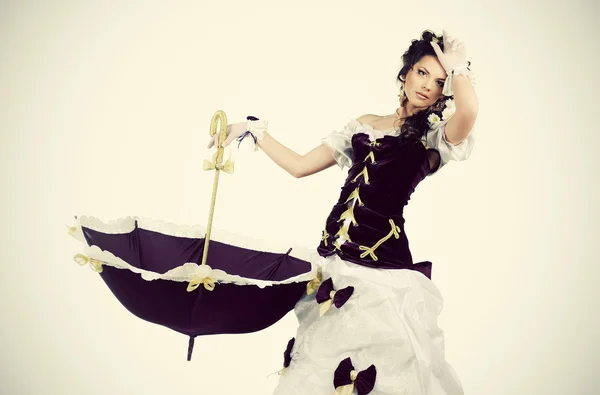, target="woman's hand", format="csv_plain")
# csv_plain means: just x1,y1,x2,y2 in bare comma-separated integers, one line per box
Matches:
206,117,268,149
206,121,247,149
204,115,336,177
430,29,469,73
430,29,475,96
